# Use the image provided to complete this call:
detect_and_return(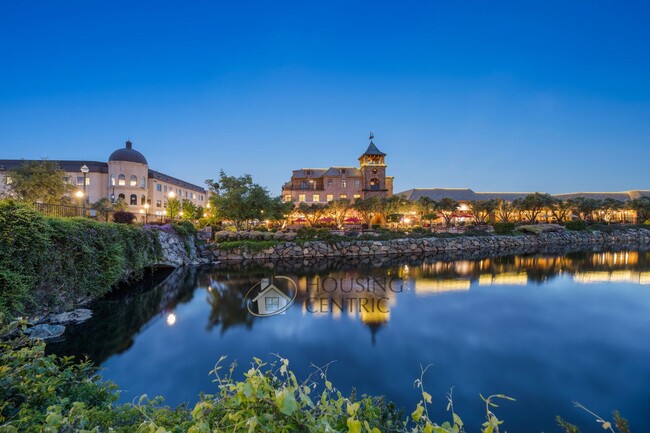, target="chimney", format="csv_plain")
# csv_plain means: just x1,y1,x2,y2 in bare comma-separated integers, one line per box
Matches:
126,140,132,149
